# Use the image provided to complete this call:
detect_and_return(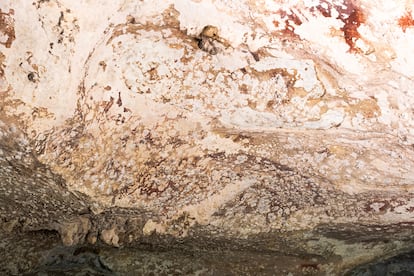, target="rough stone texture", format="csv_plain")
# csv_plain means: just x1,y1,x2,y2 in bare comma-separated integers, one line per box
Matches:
1,0,414,274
